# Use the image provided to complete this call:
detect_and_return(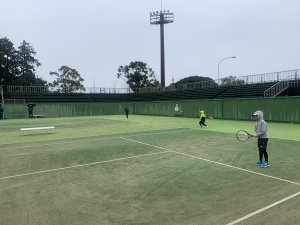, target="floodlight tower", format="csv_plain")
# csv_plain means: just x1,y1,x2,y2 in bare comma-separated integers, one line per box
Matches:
150,10,174,87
